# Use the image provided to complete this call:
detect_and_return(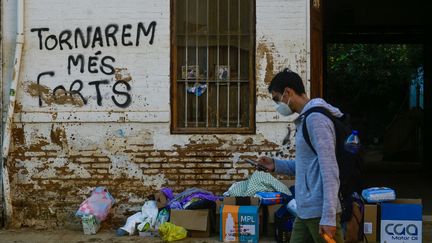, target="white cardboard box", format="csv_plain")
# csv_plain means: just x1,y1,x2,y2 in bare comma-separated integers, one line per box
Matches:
380,199,422,243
